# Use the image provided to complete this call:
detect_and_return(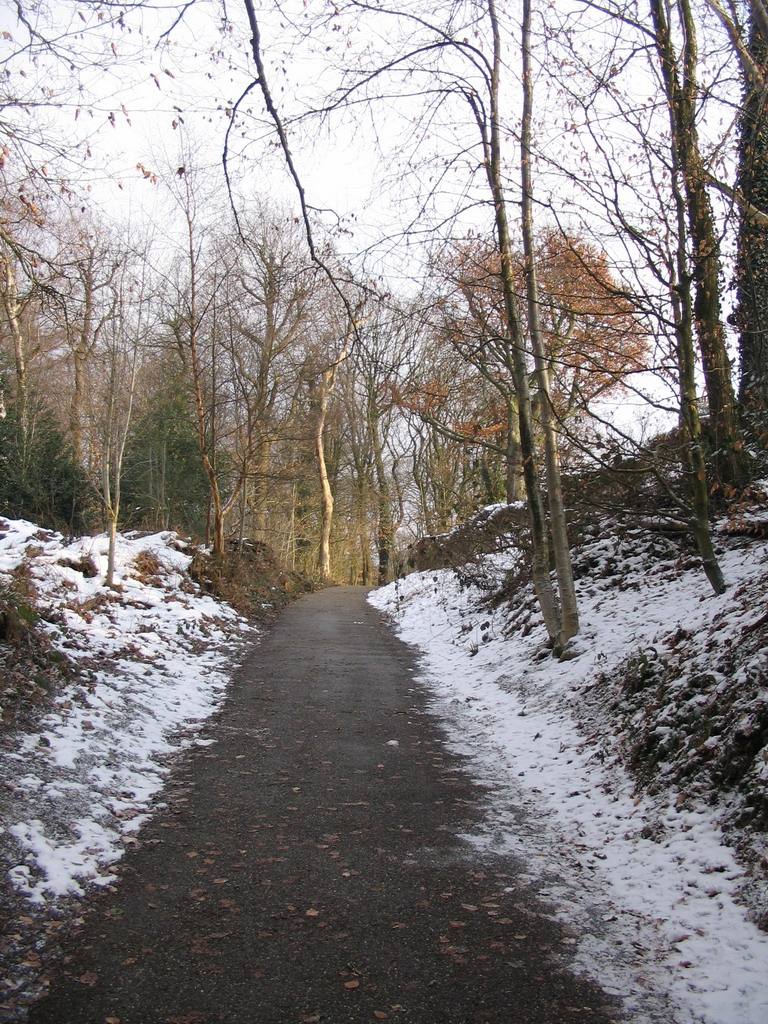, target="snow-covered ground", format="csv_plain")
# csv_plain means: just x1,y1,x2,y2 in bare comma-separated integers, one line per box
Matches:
0,519,255,904
368,531,768,1024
